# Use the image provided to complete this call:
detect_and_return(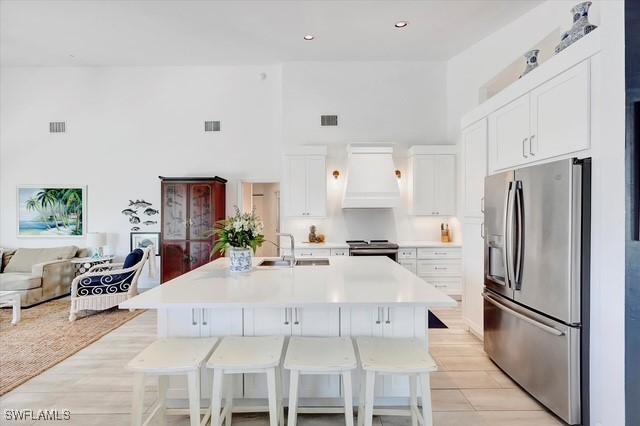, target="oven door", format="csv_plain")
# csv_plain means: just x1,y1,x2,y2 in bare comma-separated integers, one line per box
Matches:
349,249,398,262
